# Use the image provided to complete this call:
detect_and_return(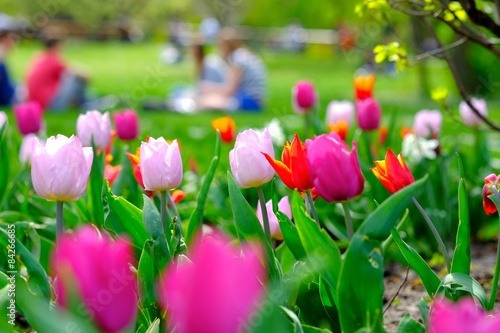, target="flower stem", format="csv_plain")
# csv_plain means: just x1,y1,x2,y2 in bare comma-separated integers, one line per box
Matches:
56,201,64,236
489,185,500,309
160,191,172,235
342,201,354,240
257,186,271,242
412,197,451,271
306,191,320,227
166,190,182,238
